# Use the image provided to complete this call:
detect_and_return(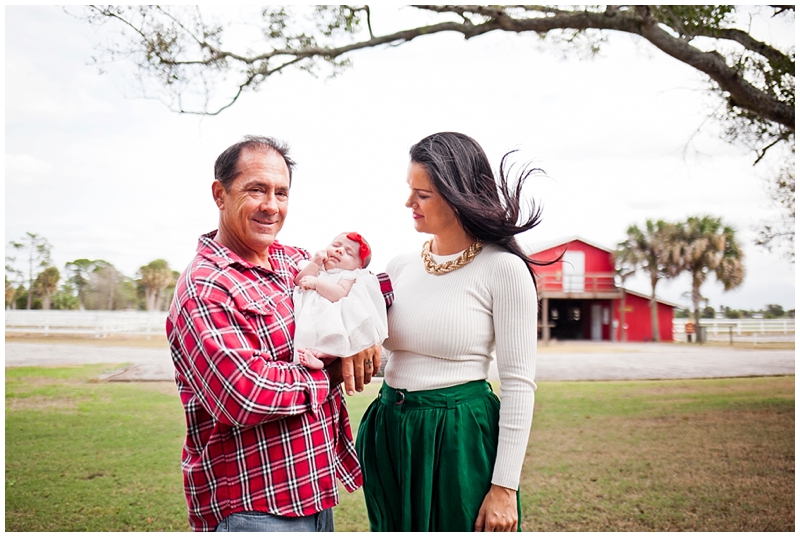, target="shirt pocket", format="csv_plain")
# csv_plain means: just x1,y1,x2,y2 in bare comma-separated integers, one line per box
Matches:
237,294,295,361
237,298,277,352
240,299,274,317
